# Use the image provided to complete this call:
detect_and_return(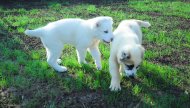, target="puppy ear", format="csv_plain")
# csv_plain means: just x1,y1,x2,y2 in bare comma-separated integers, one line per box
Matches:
106,17,113,24
96,22,100,27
